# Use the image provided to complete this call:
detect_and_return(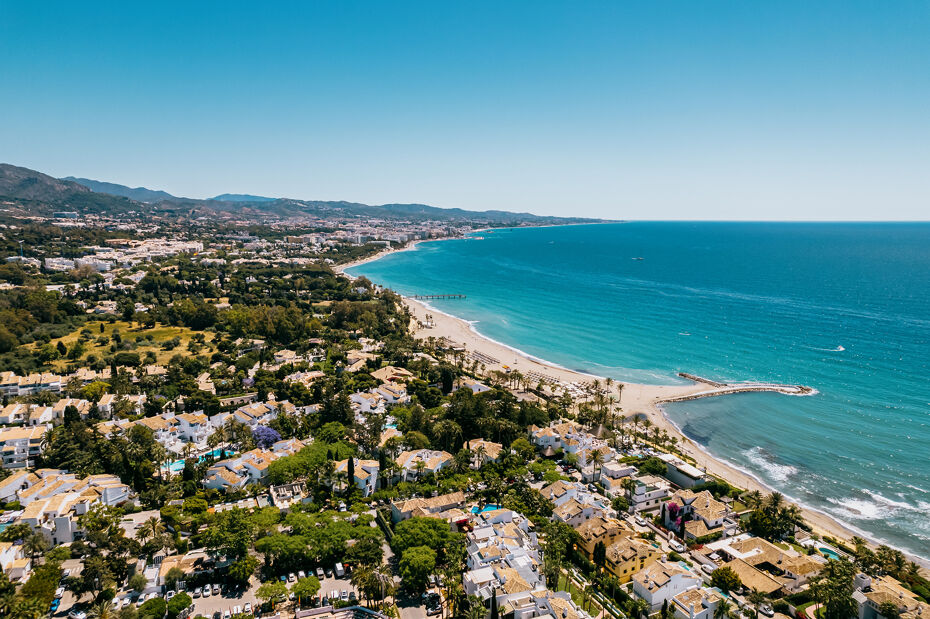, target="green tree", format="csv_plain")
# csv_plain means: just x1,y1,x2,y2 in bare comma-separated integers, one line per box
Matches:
256,581,288,607
228,555,259,586
166,592,192,619
291,576,321,604
139,596,167,619
710,566,742,593
399,545,436,593
810,560,857,619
